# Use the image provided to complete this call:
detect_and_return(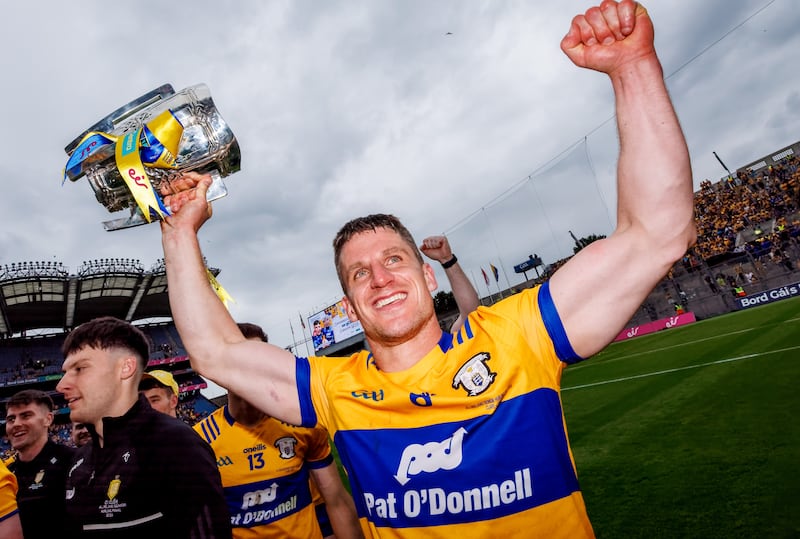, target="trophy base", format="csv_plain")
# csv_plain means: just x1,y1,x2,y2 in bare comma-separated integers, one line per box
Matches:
102,171,228,231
